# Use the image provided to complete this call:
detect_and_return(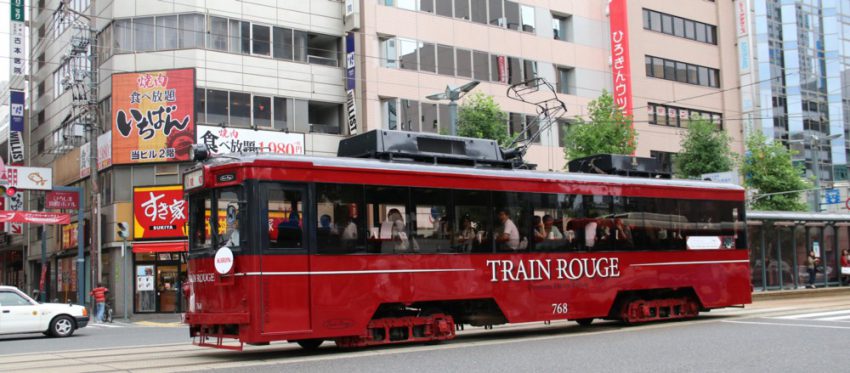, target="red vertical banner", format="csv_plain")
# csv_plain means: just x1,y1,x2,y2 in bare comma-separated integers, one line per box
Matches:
609,0,633,117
